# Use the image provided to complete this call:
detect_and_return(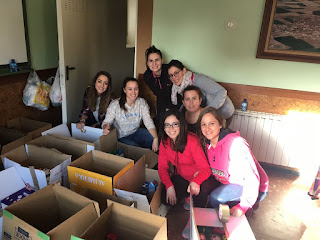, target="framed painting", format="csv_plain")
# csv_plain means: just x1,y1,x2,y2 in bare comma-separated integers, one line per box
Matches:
256,0,320,64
